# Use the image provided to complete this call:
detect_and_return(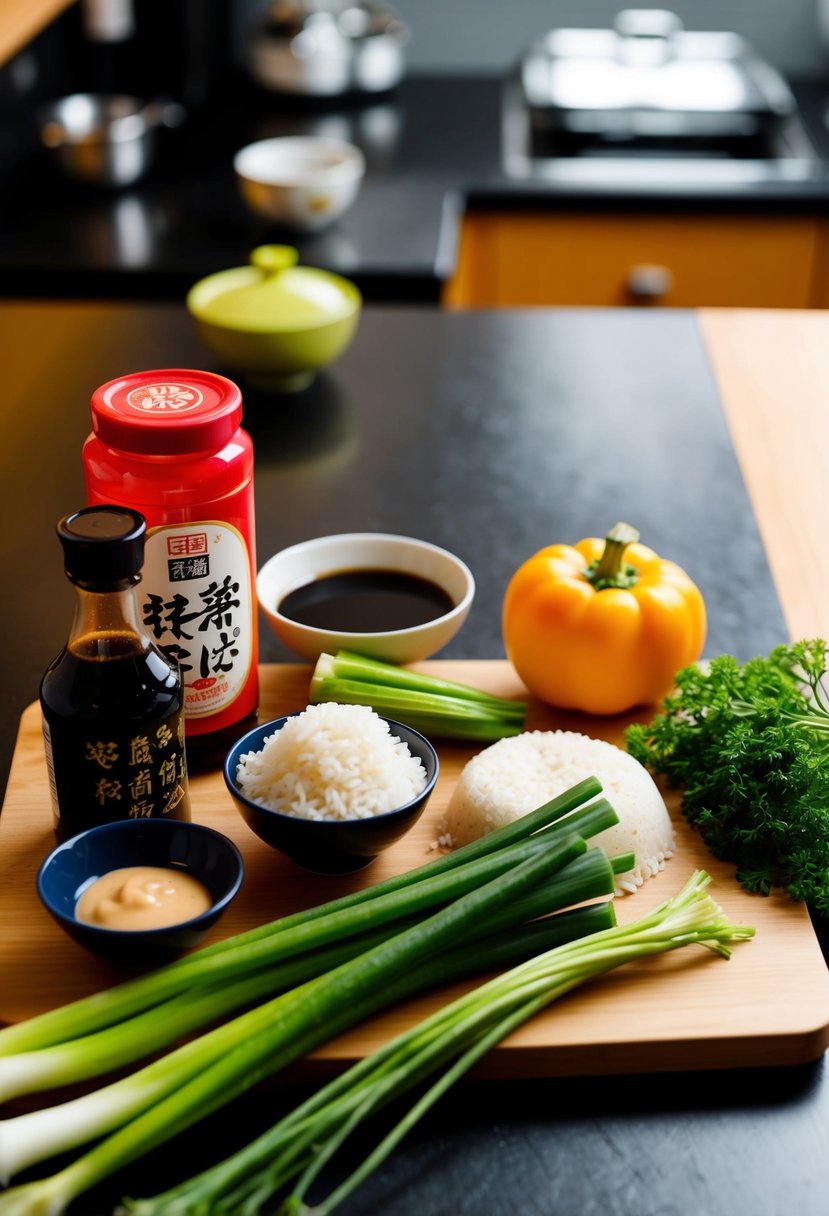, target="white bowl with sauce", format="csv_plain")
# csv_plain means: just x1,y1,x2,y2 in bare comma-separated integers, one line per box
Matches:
37,819,244,967
256,532,476,664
